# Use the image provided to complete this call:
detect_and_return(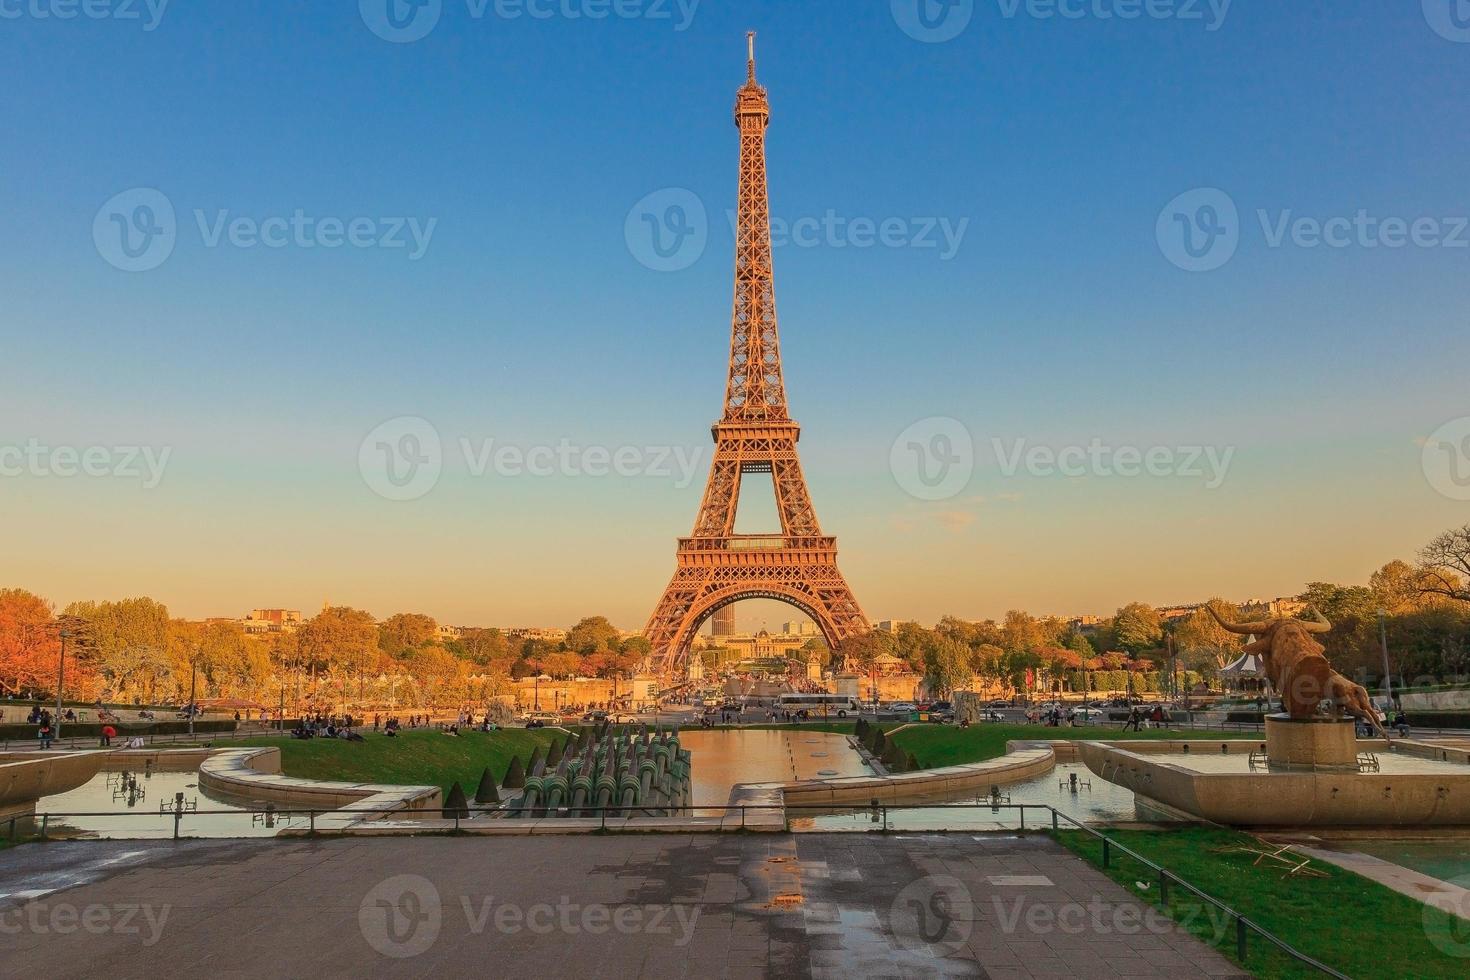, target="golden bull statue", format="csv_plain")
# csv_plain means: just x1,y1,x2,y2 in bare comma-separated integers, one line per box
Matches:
1208,607,1387,737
